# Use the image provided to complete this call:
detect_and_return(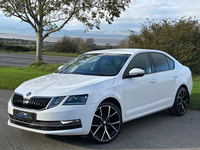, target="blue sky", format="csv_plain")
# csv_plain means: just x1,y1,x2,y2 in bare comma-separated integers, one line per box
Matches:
0,0,200,32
